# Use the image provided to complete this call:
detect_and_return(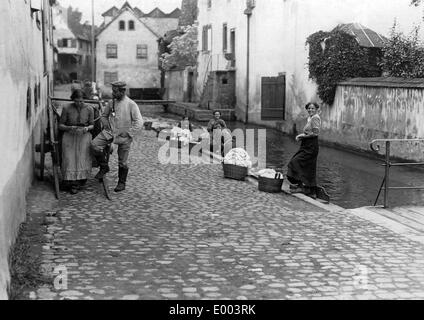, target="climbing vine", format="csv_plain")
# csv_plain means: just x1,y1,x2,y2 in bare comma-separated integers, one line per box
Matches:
306,29,379,105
